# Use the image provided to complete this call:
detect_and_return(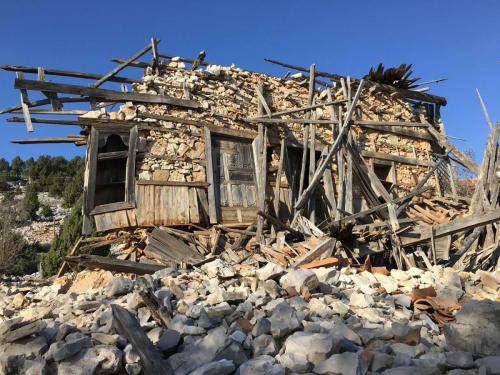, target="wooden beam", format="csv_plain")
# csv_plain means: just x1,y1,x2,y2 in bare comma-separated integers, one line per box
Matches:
264,58,447,105
111,305,174,375
402,209,500,246
250,98,347,120
476,89,493,131
92,40,155,88
273,138,286,220
361,150,433,167
15,72,33,132
257,211,304,239
0,64,139,84
64,254,165,274
12,137,85,144
15,79,200,109
295,80,366,210
425,124,480,175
